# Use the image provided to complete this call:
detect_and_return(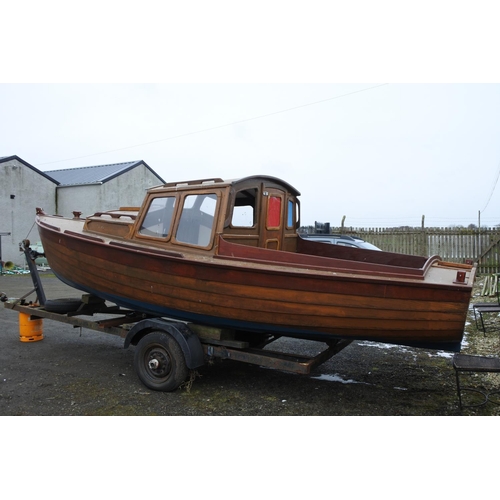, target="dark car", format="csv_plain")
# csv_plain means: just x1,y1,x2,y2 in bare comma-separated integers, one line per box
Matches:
299,233,381,251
